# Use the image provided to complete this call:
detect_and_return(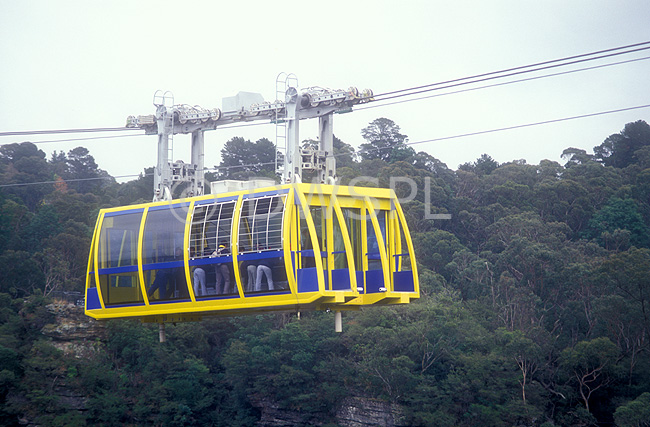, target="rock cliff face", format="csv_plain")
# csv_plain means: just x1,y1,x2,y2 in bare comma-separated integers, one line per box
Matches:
250,395,407,427
335,397,407,427
40,300,106,358
38,304,406,426
249,396,312,426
